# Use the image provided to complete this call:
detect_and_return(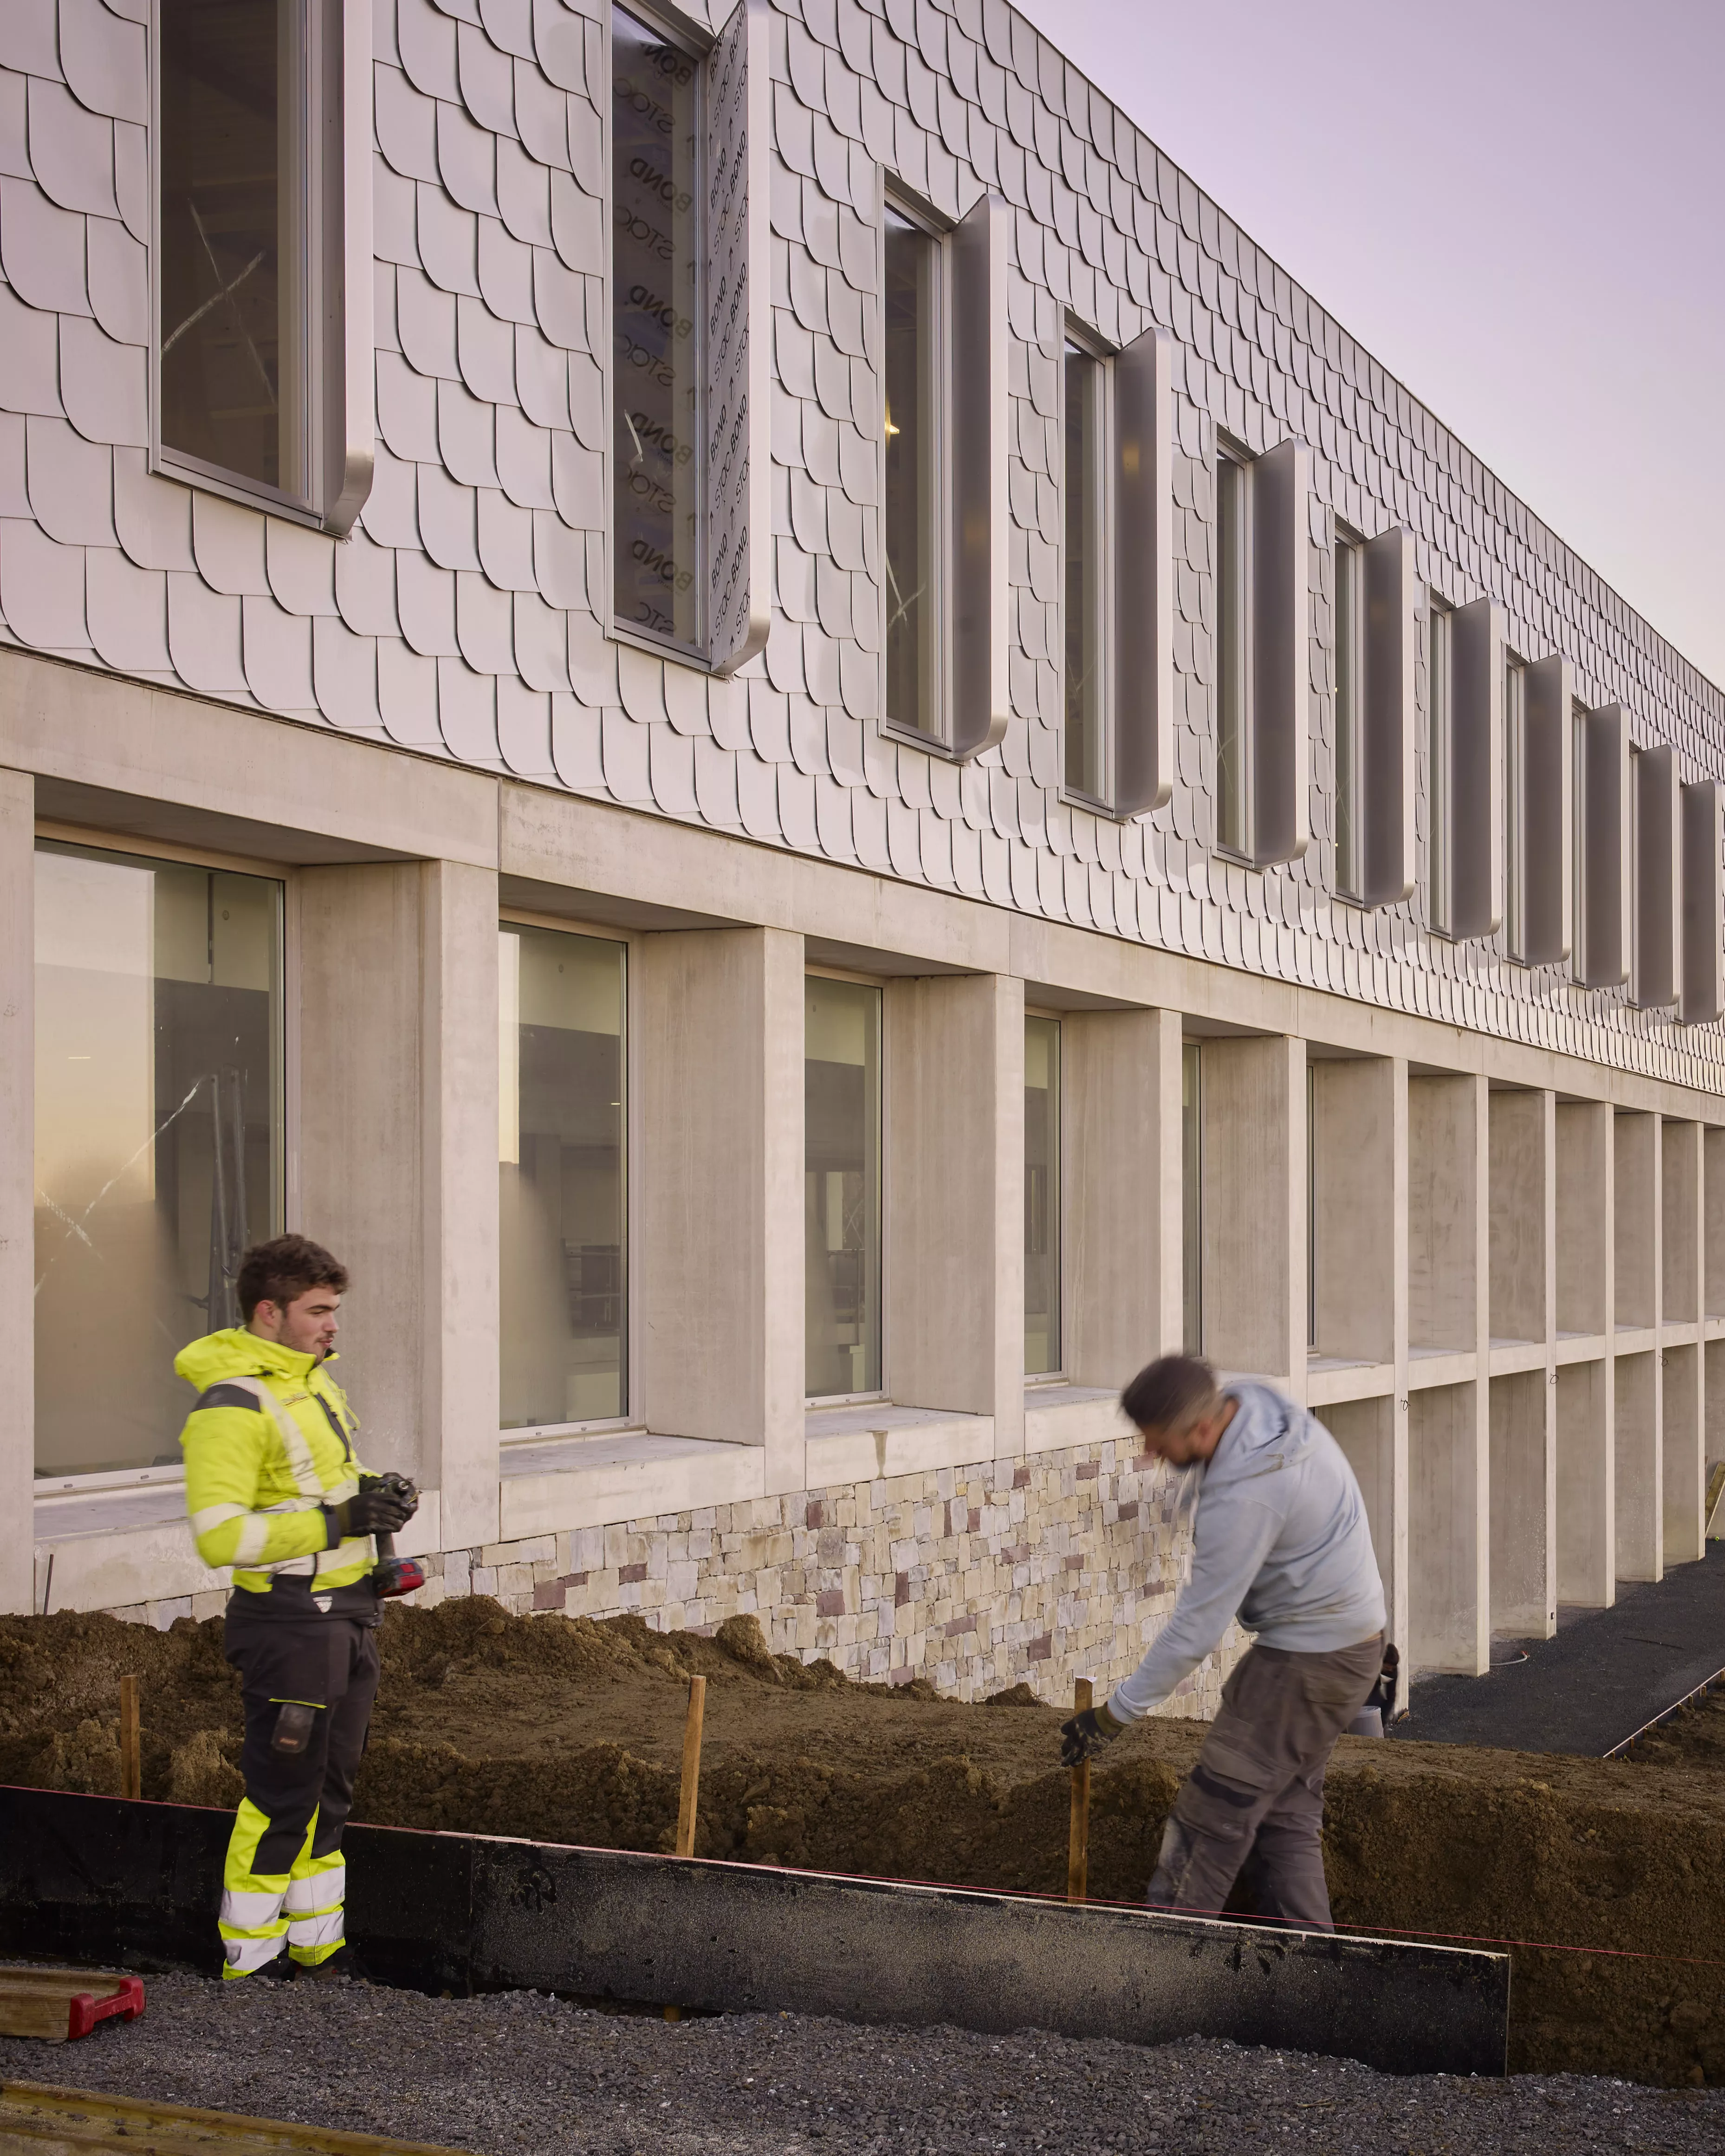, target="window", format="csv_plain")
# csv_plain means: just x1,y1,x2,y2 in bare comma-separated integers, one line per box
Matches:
1181,1040,1202,1354
1333,533,1363,898
1063,343,1106,800
612,6,702,651
1428,598,1453,934
499,926,627,1430
1504,654,1526,955
883,206,941,740
805,977,882,1398
1214,454,1249,857
1024,1015,1061,1376
34,842,283,1481
159,0,309,505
